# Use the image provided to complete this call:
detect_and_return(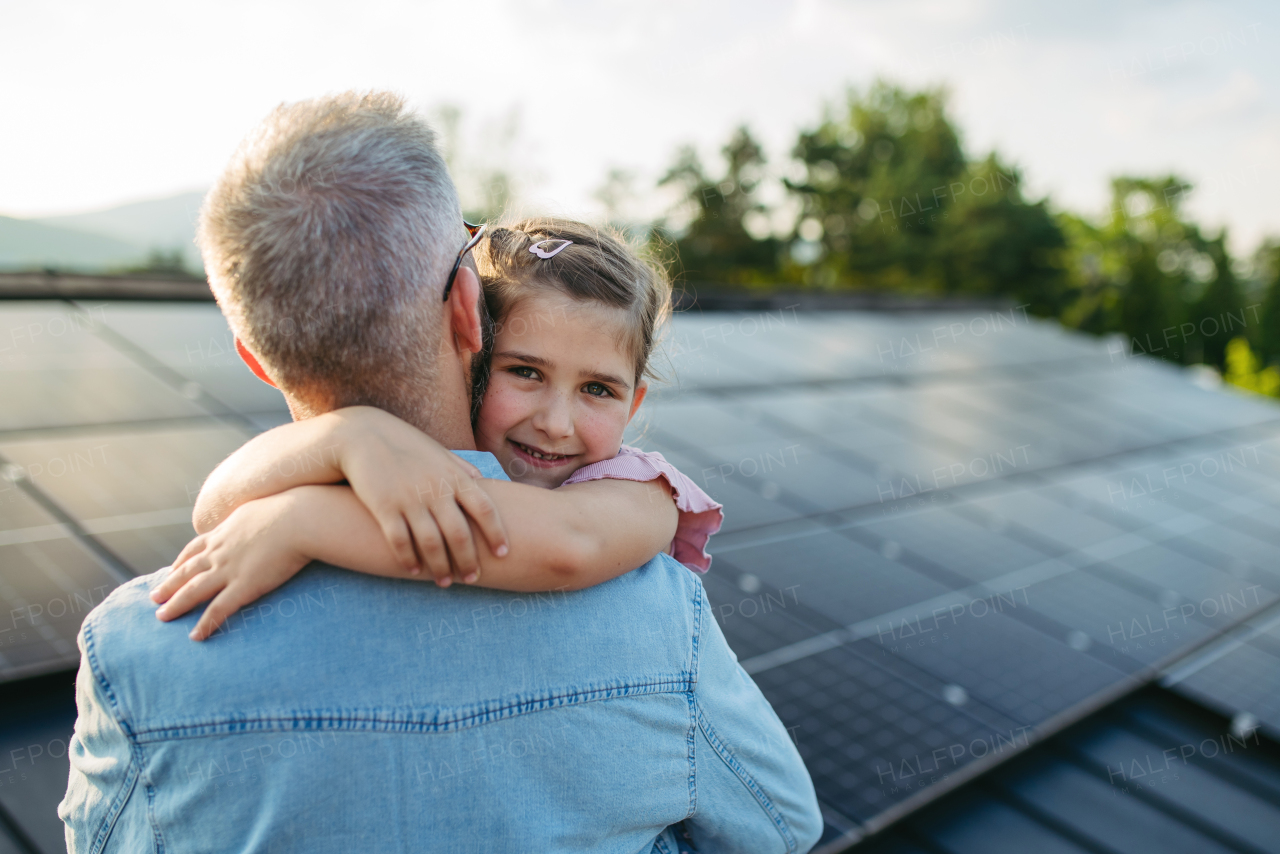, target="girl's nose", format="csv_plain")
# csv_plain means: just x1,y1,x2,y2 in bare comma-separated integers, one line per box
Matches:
532,393,574,441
